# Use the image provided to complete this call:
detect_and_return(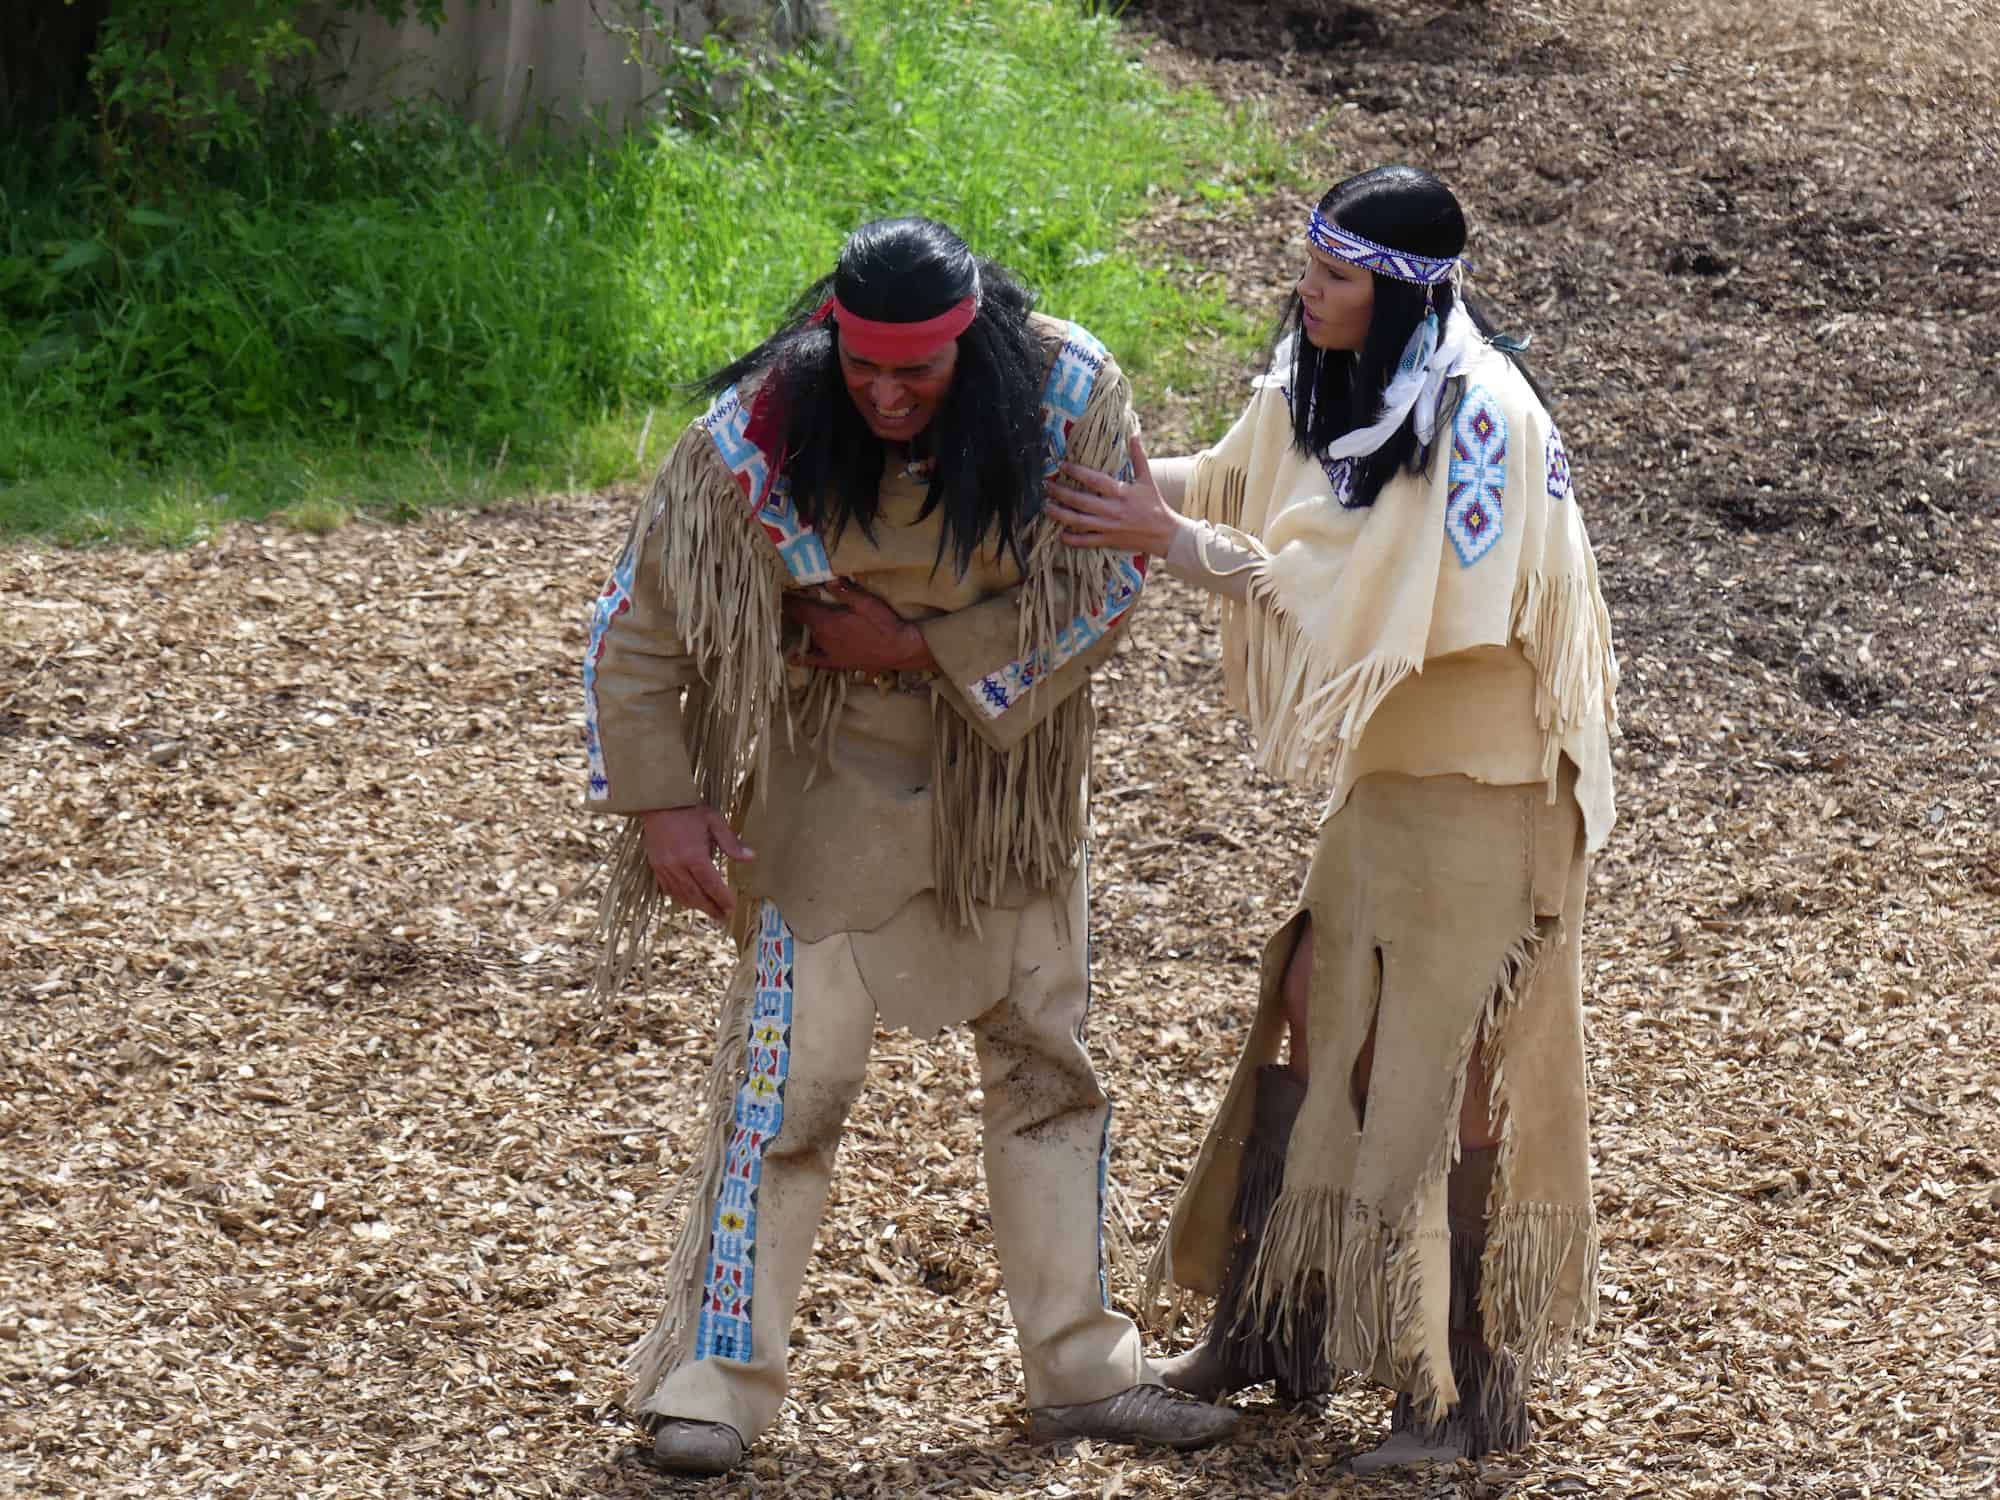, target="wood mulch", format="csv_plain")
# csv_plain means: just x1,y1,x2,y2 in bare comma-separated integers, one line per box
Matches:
2,1,1994,1496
